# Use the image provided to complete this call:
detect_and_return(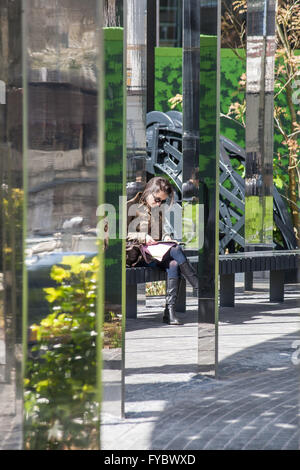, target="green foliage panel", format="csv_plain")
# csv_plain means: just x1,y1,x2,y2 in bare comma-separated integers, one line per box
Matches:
273,49,300,192
199,37,218,184
155,43,246,149
245,196,273,244
155,45,299,158
155,47,183,113
104,27,124,315
198,37,219,292
219,49,246,148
